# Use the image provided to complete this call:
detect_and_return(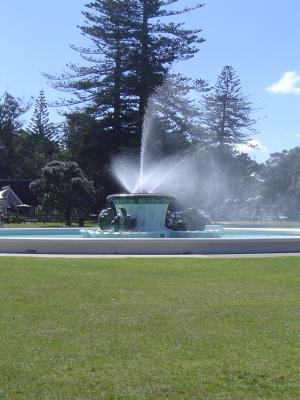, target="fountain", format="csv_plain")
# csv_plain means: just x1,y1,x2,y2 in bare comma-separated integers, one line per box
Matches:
1,80,300,254
81,191,223,239
108,193,173,231
81,80,223,239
